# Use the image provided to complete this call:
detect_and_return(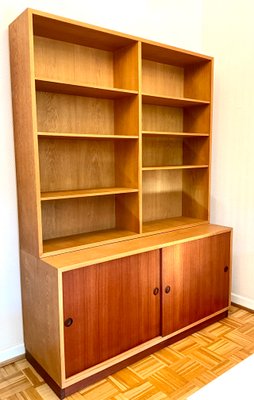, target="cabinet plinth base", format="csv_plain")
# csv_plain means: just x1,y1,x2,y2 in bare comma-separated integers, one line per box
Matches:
26,311,228,399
